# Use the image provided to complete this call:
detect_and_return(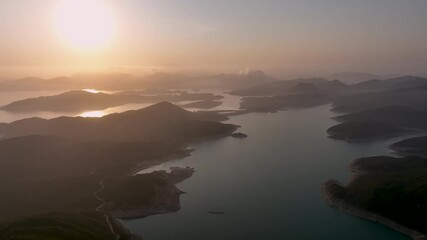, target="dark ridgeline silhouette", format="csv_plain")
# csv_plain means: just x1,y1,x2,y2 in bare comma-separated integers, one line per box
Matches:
178,100,222,109
0,70,276,92
230,77,350,97
331,84,427,113
390,137,427,155
326,72,385,84
327,120,404,142
0,102,235,141
240,93,332,112
327,106,427,141
0,90,223,112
